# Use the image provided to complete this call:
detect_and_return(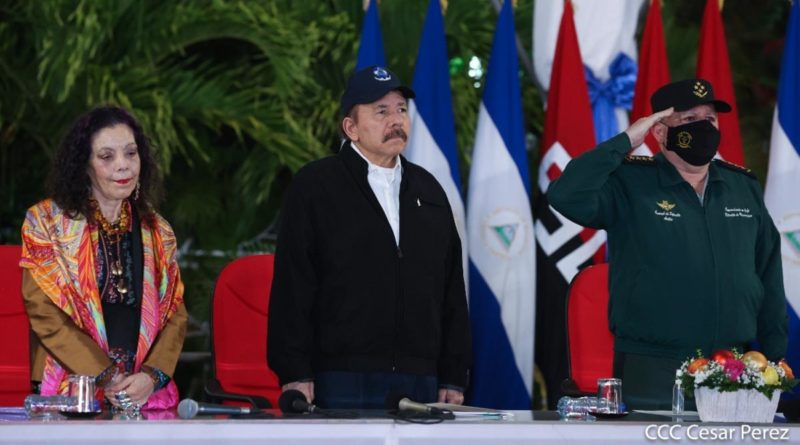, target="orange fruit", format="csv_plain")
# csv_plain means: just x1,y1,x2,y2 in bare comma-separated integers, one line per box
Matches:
779,360,795,380
687,357,710,374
